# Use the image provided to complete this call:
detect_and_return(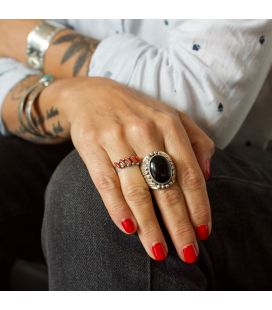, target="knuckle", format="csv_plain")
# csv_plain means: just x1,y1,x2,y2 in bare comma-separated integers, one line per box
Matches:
161,112,179,127
190,206,210,224
107,203,126,218
172,222,193,239
76,126,97,148
125,185,151,205
101,124,124,142
181,166,204,191
94,174,118,192
160,187,183,206
128,118,154,138
141,224,158,239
